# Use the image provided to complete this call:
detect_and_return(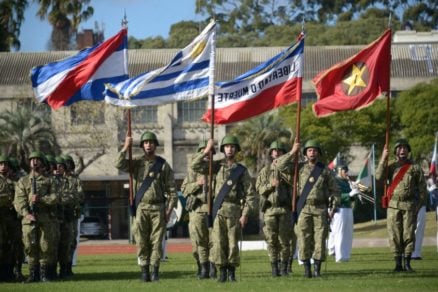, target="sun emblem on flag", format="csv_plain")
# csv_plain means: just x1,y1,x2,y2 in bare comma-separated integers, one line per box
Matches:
189,40,207,59
342,62,369,96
